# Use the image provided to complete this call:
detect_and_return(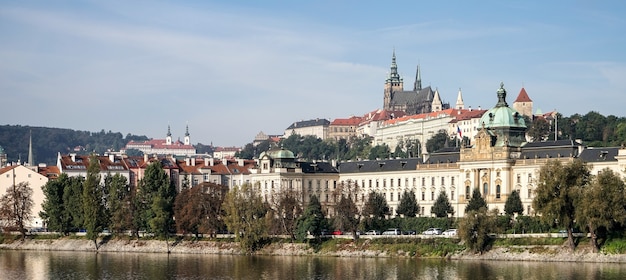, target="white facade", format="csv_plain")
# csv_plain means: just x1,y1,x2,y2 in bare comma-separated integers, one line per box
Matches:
0,165,48,229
